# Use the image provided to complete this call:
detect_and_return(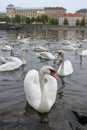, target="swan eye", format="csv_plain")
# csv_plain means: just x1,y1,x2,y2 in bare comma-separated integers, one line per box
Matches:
58,52,63,56
49,69,57,79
